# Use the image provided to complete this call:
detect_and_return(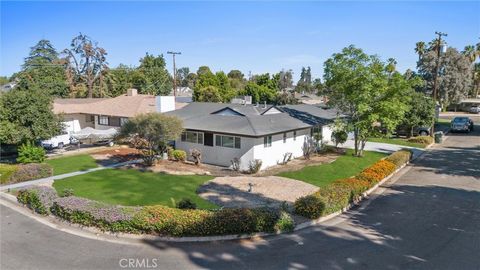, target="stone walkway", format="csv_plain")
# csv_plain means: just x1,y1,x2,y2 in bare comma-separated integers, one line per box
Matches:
198,176,318,209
